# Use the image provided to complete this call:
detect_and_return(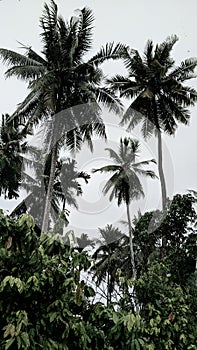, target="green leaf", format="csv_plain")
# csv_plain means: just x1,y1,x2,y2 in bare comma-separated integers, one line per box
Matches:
18,214,34,229
112,312,119,325
21,332,30,348
15,278,24,293
124,313,135,332
17,336,22,349
5,337,15,350
135,339,141,350
3,324,15,338
49,312,57,323
138,339,145,347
